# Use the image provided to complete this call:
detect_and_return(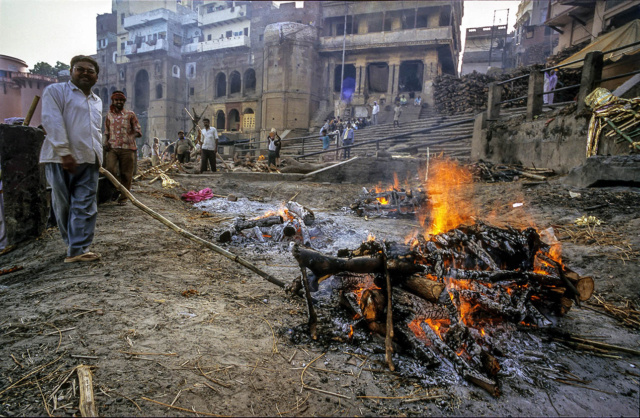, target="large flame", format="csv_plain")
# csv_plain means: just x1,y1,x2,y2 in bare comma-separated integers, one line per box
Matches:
419,159,474,237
